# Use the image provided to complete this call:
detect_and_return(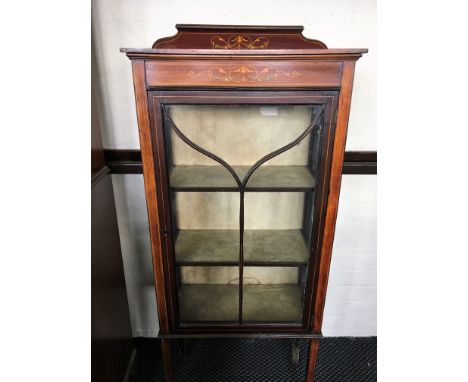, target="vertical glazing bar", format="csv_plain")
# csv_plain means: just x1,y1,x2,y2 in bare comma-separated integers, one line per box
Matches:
238,190,245,323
